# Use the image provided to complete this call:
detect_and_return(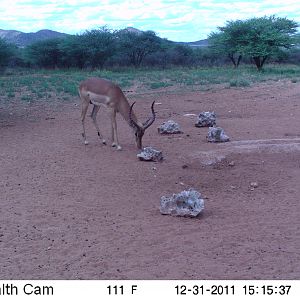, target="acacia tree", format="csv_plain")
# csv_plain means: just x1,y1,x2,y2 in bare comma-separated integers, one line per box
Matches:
208,20,247,67
0,38,14,70
209,16,299,70
81,27,116,69
117,30,162,67
26,38,62,68
242,16,298,70
59,35,87,69
168,44,195,66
